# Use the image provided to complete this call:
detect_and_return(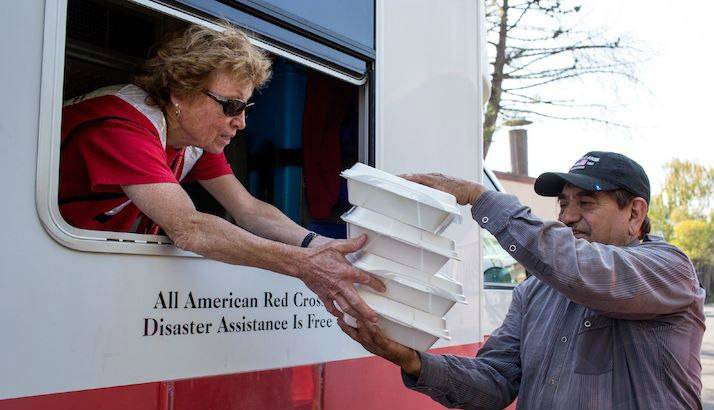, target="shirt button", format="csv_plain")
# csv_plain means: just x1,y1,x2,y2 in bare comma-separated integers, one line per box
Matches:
509,244,517,252
584,320,592,328
549,378,556,385
481,216,489,223
561,336,567,343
